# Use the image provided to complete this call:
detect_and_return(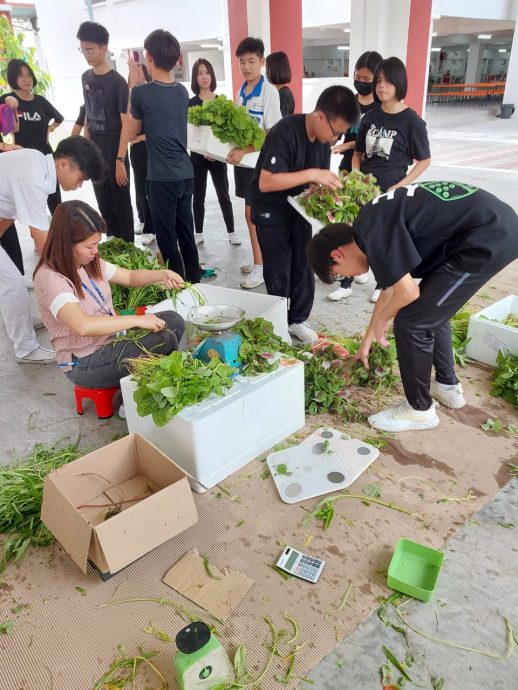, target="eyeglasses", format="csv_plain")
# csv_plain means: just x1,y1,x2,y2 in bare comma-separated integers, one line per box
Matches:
78,46,97,57
322,111,345,141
